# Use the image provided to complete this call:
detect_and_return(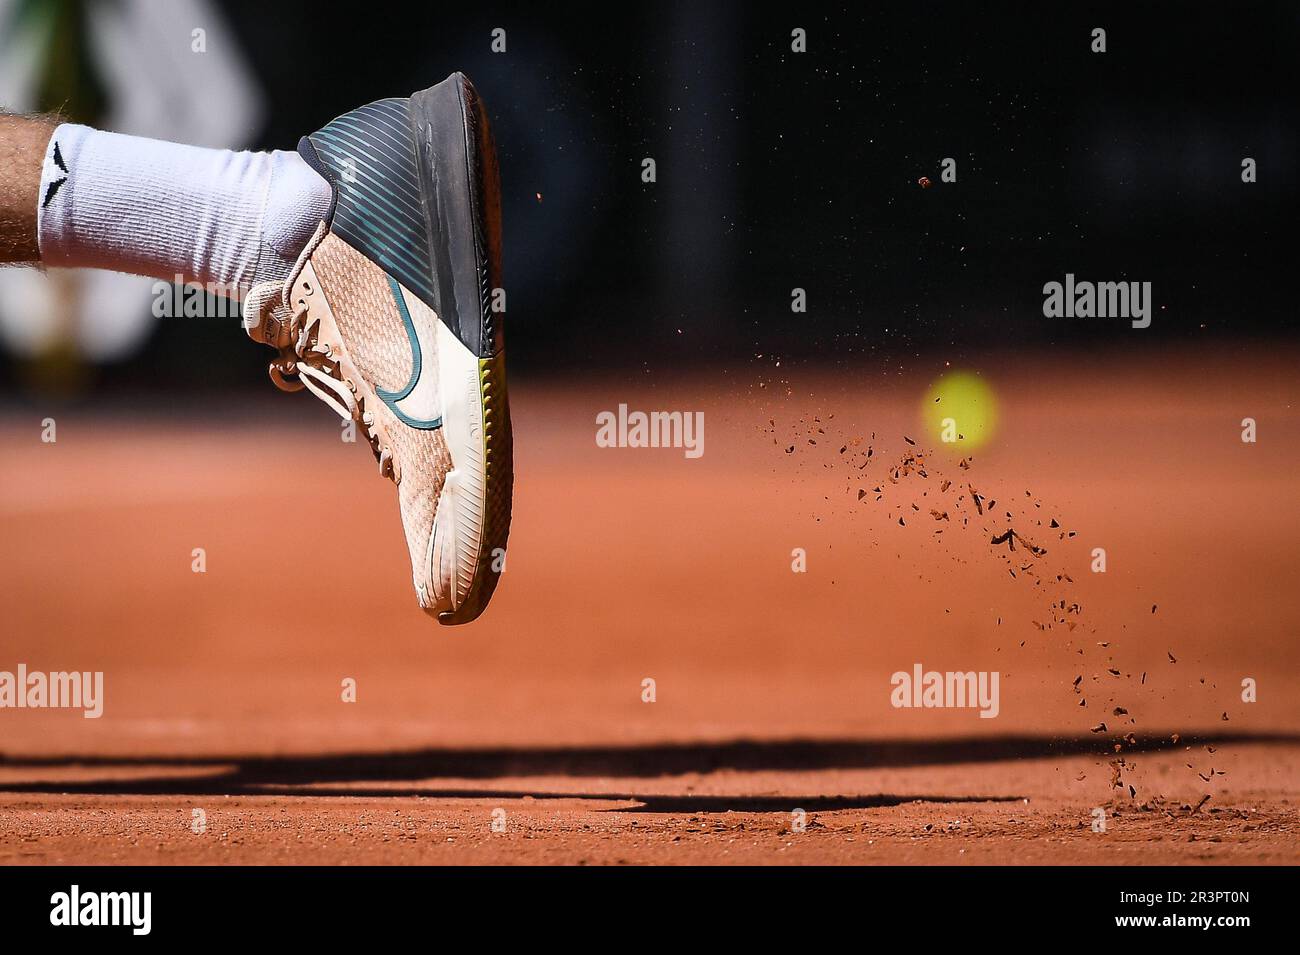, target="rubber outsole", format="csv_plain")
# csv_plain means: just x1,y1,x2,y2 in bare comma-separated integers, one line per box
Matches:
409,73,512,626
